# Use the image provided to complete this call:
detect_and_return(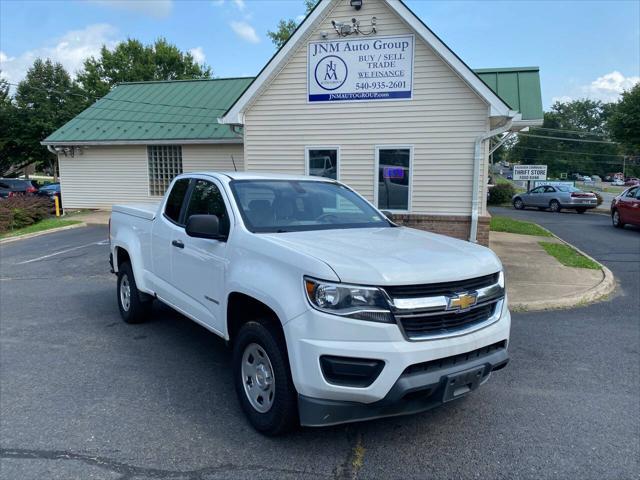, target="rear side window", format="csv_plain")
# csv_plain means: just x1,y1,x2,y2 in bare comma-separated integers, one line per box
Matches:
164,178,190,224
